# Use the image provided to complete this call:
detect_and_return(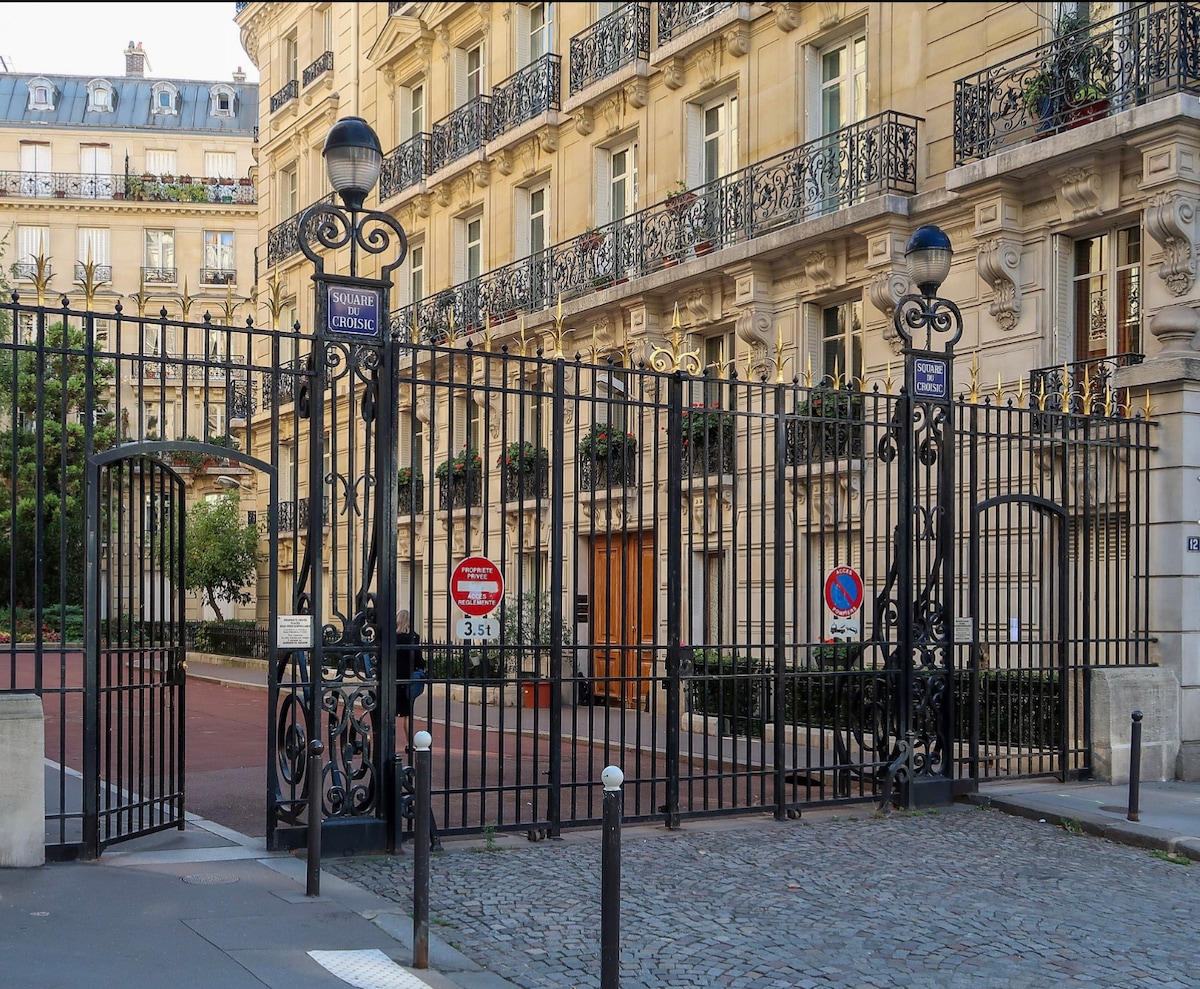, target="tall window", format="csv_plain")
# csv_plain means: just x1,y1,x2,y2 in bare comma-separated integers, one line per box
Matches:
144,230,176,282
821,300,863,381
1073,226,1141,360
280,164,299,217
321,6,333,53
703,94,737,184
284,34,299,82
529,3,553,62
603,140,637,224
79,144,111,195
145,149,177,176
699,550,725,645
818,33,866,136
400,83,425,139
517,184,549,257
205,152,237,179
456,214,483,282
409,242,425,304
77,227,110,274
455,42,486,106
203,231,235,280
16,225,50,276
19,141,50,197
